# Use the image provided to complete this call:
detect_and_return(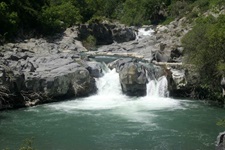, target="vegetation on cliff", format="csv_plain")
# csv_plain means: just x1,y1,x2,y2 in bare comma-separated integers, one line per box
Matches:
1,0,224,41
182,14,225,103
